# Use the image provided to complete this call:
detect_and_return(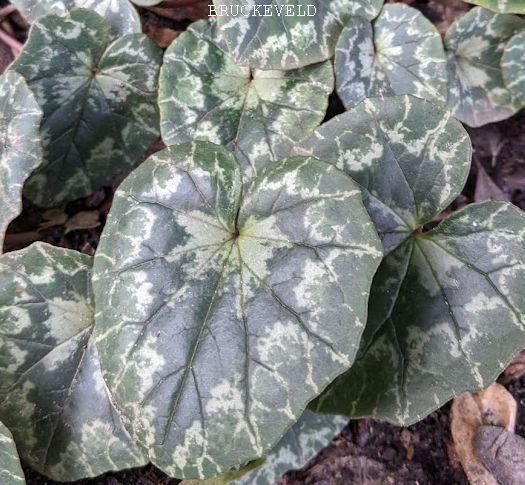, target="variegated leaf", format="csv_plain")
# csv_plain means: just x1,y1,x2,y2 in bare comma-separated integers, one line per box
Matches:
336,4,447,109
0,243,146,481
10,9,161,207
232,411,347,485
0,422,25,484
10,0,141,37
502,31,525,106
159,19,333,183
294,95,525,426
212,0,384,70
295,96,471,254
464,0,525,14
0,72,42,253
92,141,382,478
312,202,525,425
445,7,525,127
